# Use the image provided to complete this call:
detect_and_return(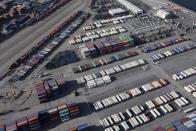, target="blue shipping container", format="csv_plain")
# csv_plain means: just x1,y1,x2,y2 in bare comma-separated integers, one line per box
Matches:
77,124,89,131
